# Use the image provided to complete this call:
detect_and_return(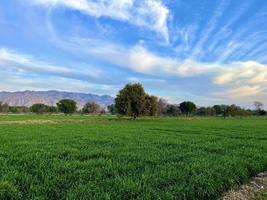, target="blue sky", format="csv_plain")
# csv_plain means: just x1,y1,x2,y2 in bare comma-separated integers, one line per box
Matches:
0,0,267,107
